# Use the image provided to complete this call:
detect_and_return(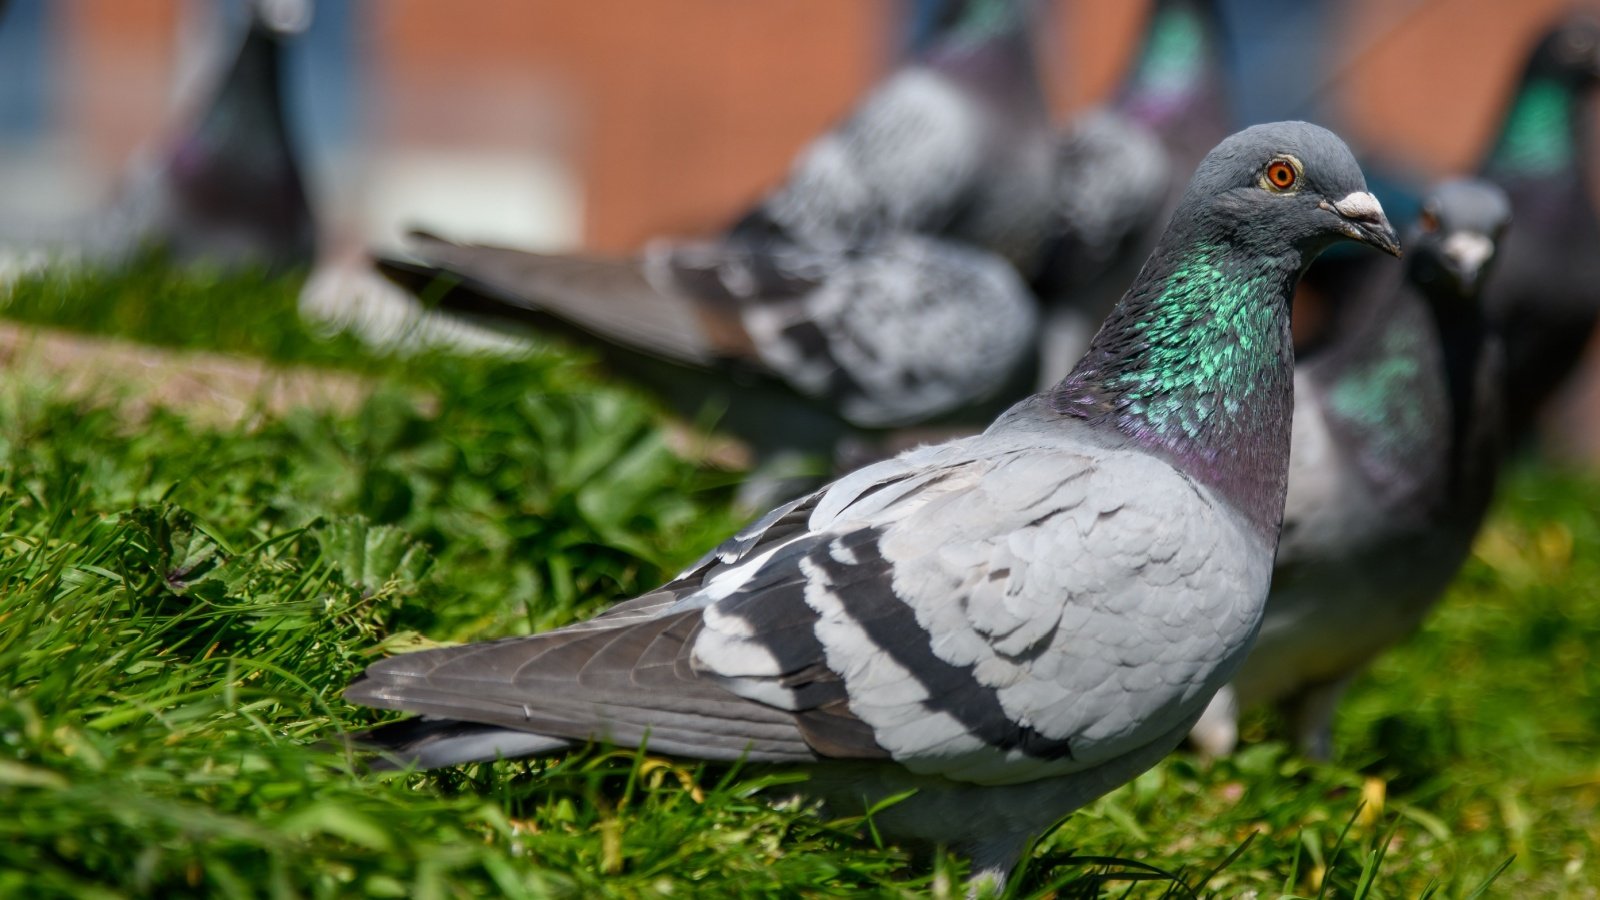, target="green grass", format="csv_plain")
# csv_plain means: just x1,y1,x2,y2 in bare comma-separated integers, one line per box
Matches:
0,261,1596,897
